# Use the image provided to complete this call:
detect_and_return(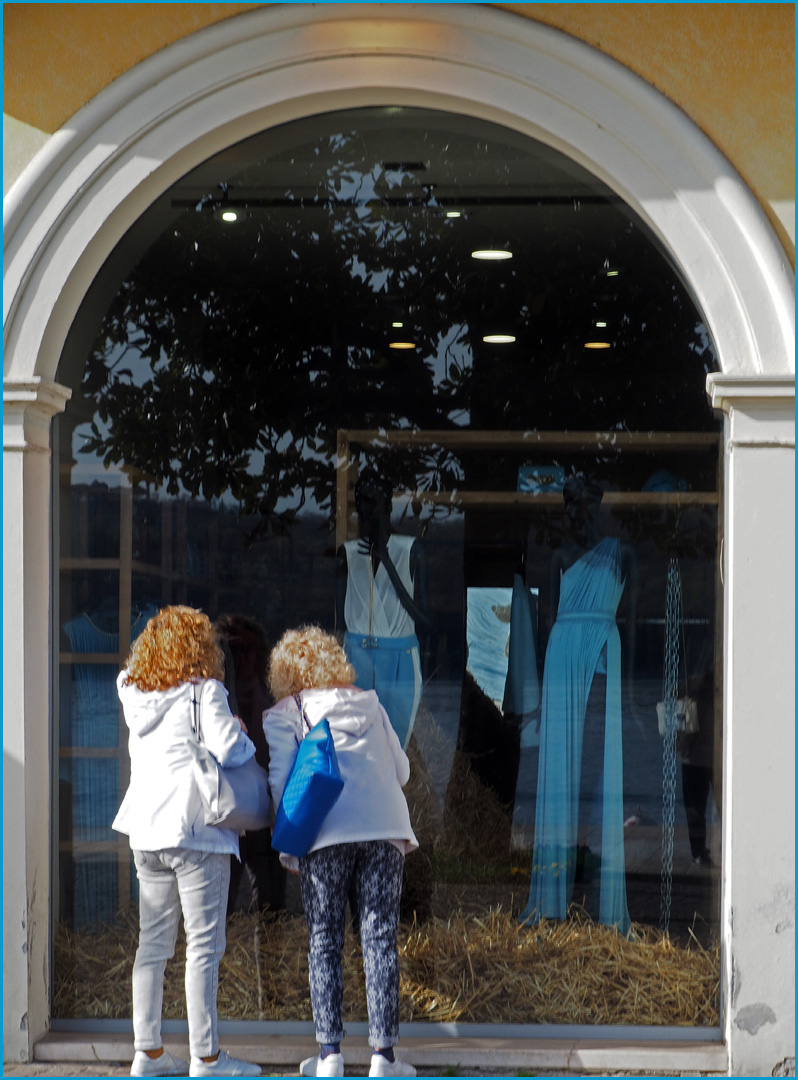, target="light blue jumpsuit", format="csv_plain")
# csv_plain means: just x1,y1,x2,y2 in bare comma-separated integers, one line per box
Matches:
520,537,631,933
